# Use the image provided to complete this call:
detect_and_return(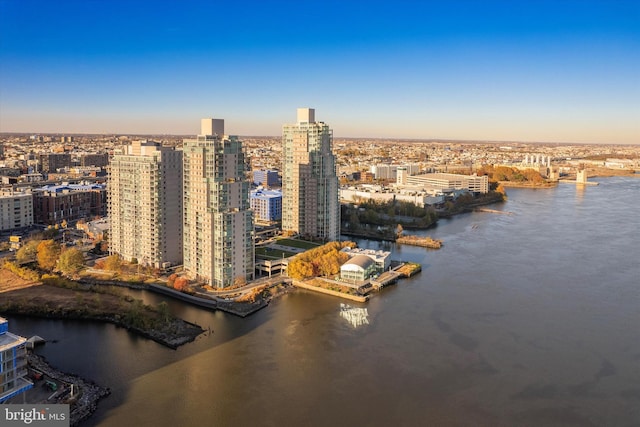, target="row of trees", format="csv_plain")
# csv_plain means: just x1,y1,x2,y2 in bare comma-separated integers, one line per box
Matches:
342,199,438,230
287,241,356,280
15,239,85,275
